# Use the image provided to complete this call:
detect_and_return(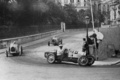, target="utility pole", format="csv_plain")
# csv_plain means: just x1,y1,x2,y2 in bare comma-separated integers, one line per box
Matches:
90,0,95,30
